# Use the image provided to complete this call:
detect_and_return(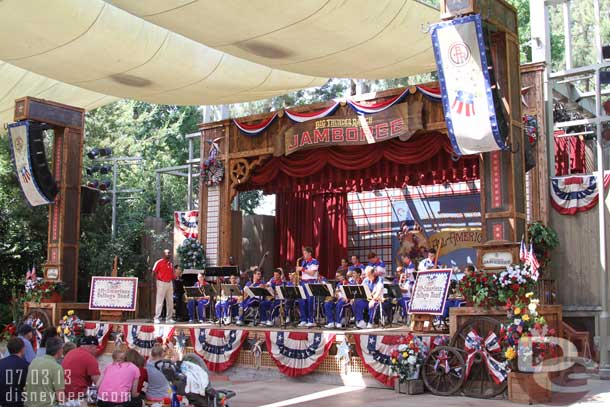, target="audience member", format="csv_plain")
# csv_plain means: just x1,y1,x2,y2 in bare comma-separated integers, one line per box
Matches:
0,337,29,407
97,350,140,407
62,336,101,400
16,324,36,363
24,337,65,407
144,345,170,403
124,349,147,399
36,327,58,357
